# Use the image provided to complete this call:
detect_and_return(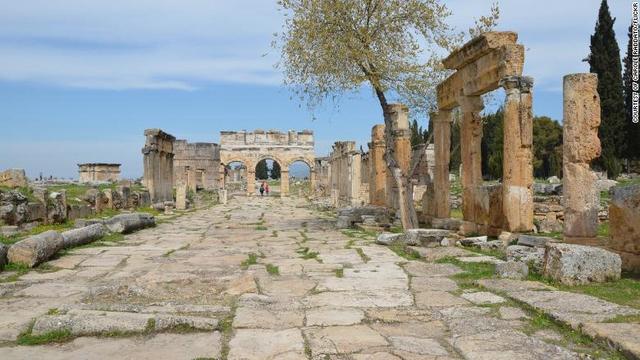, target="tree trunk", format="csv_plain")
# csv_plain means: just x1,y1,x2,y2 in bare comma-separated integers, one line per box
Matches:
375,88,419,229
